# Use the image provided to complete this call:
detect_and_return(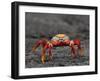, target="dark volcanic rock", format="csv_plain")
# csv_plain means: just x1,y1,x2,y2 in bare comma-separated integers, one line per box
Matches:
25,12,89,68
